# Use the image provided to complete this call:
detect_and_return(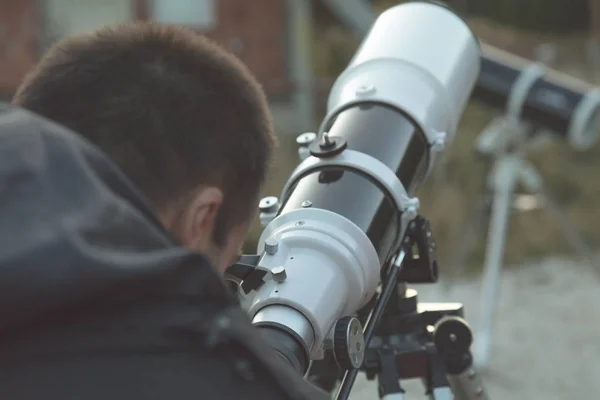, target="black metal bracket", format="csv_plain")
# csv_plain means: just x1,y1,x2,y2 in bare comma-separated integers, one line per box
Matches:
225,254,267,295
